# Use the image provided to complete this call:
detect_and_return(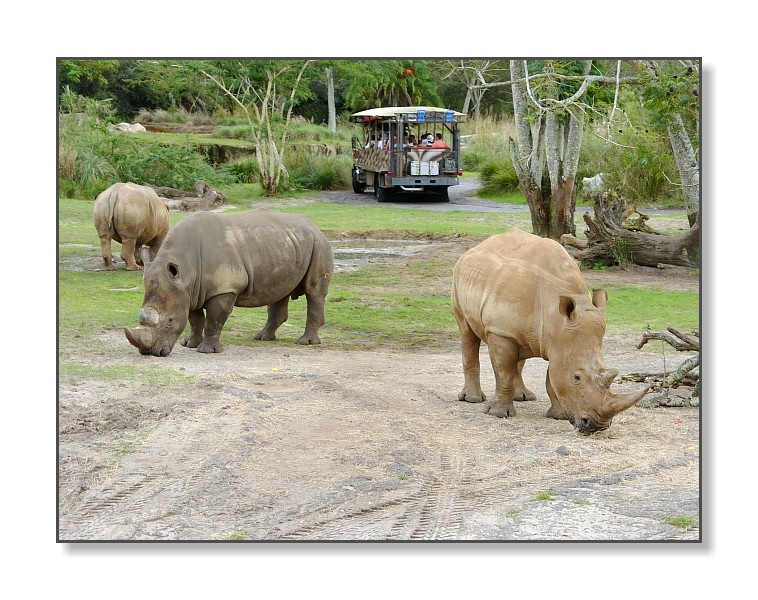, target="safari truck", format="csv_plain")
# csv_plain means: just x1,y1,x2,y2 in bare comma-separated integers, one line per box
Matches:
350,106,465,202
